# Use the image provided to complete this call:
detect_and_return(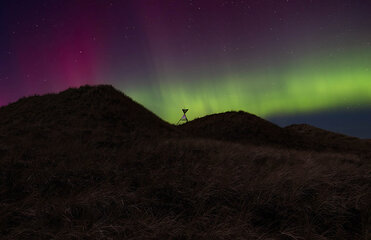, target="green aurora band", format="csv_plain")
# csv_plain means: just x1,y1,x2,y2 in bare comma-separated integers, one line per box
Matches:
122,49,371,124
